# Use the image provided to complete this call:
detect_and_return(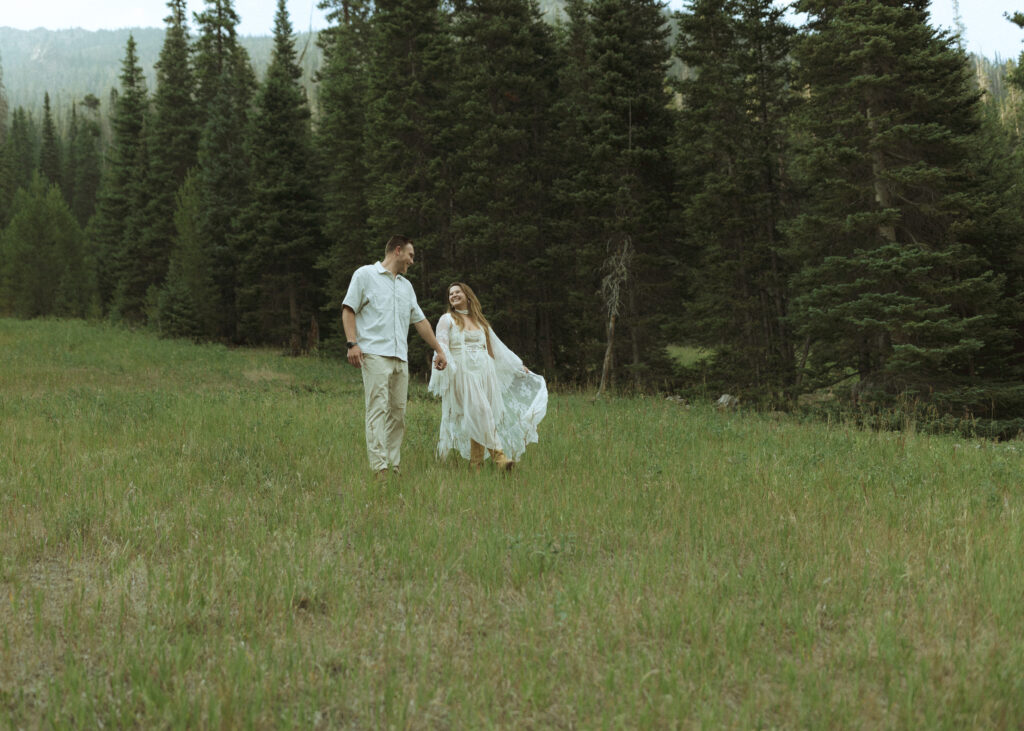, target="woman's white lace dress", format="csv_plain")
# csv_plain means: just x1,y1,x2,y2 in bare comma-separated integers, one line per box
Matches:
428,313,547,461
